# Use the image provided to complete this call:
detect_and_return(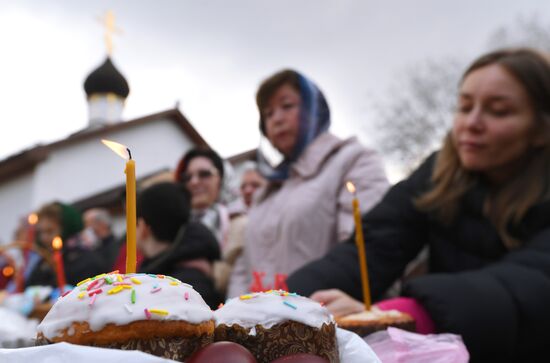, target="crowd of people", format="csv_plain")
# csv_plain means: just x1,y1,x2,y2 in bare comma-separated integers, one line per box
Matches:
1,47,549,362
